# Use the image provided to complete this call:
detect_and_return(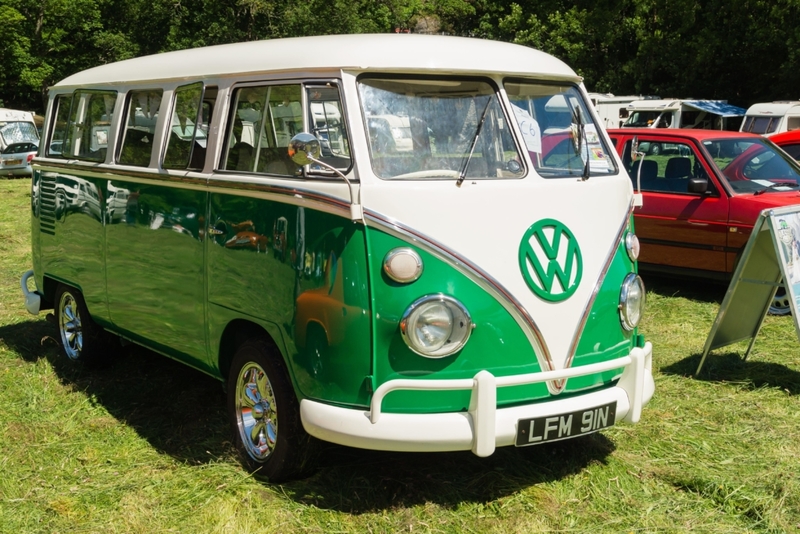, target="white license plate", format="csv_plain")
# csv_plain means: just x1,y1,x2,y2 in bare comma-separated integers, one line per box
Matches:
515,402,616,446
